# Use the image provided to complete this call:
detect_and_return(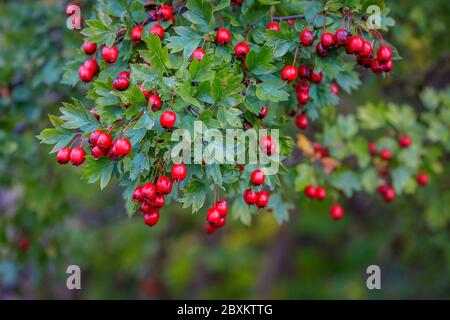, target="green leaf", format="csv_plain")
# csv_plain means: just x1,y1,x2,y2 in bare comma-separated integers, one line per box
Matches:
140,34,169,77
217,107,243,128
60,100,97,131
166,27,203,60
183,0,214,32
391,167,413,194
36,128,76,152
245,45,275,75
268,193,293,224
330,171,362,197
337,114,358,138
83,157,115,190
128,152,150,181
256,79,289,102
294,163,315,192
231,197,253,226
179,180,207,213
